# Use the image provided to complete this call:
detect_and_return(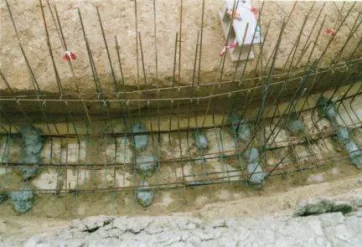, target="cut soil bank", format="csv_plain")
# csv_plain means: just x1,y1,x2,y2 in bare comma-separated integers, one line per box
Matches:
0,0,361,94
